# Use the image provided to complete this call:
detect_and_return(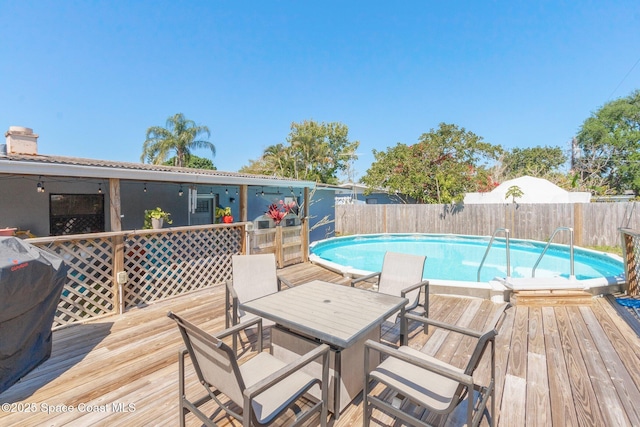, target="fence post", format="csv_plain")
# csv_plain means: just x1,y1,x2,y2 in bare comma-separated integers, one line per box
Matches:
275,226,284,268
573,203,583,247
622,229,638,296
112,234,125,314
